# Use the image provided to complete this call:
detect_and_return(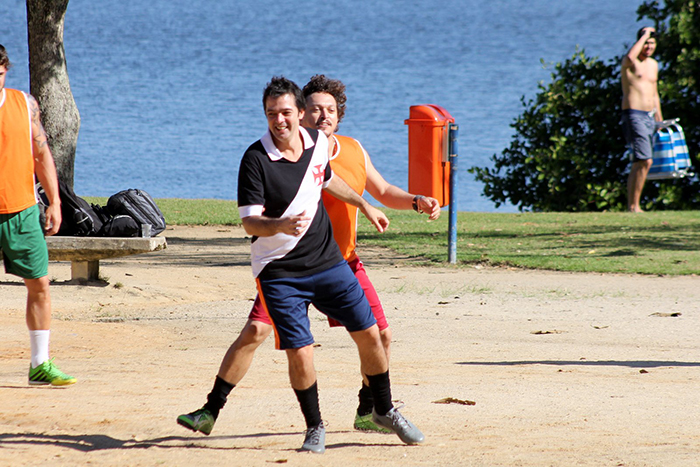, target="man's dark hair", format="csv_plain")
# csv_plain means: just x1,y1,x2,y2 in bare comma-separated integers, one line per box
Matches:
262,76,305,111
302,74,347,124
637,27,657,40
0,44,12,70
